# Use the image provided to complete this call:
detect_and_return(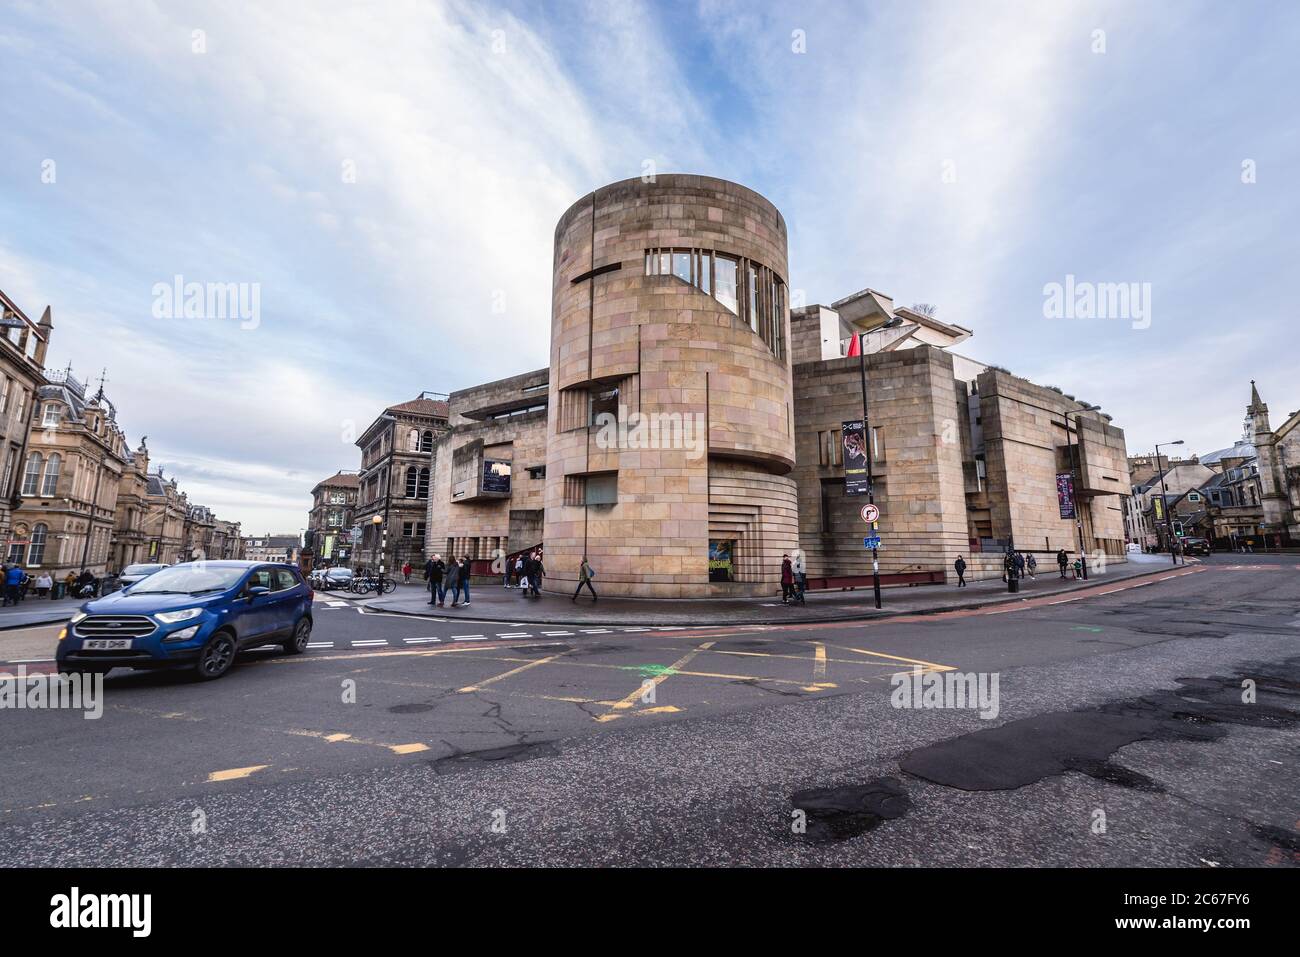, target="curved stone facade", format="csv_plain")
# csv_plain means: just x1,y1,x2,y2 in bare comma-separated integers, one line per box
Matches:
544,175,798,597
